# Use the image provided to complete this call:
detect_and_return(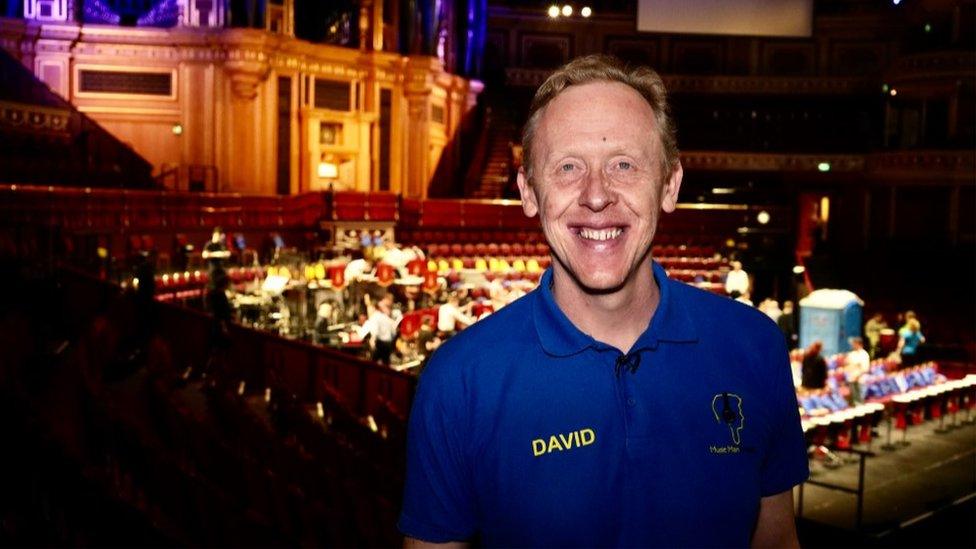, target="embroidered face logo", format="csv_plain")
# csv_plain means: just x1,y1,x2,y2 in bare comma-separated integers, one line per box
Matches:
711,392,744,445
